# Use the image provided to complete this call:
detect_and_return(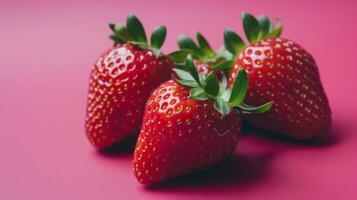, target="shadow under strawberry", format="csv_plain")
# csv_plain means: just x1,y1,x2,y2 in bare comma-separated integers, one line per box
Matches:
97,133,138,157
144,152,274,192
241,118,345,148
